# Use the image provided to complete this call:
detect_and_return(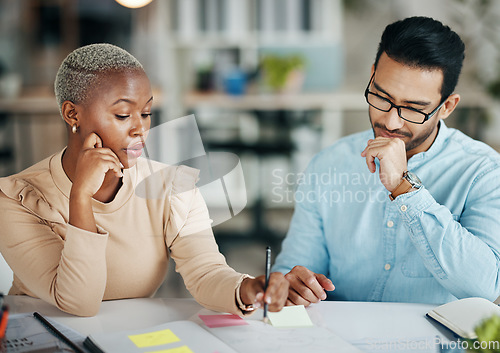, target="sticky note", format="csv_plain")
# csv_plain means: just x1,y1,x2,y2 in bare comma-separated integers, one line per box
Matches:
198,314,249,328
146,346,194,353
128,329,180,348
267,305,314,328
